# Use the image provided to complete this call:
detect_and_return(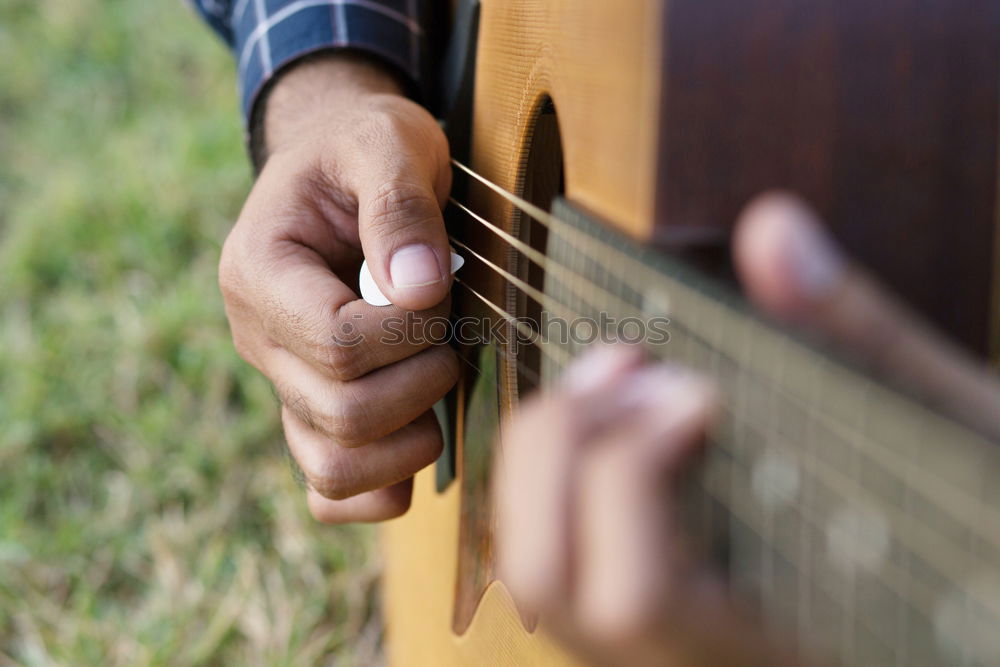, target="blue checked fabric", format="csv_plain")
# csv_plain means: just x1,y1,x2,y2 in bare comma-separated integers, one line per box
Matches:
191,0,427,125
